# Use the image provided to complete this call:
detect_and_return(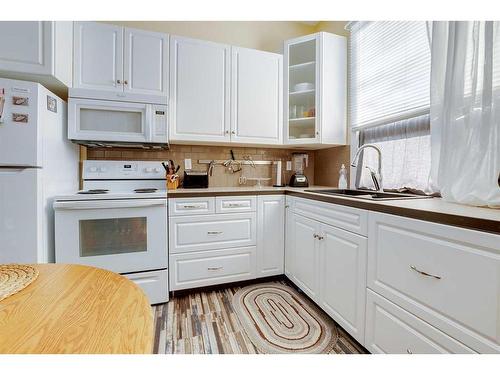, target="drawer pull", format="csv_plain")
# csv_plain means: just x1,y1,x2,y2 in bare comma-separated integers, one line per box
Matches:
313,233,319,239
226,203,246,208
410,265,442,280
207,231,223,235
207,266,223,271
182,205,204,209
406,348,413,354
